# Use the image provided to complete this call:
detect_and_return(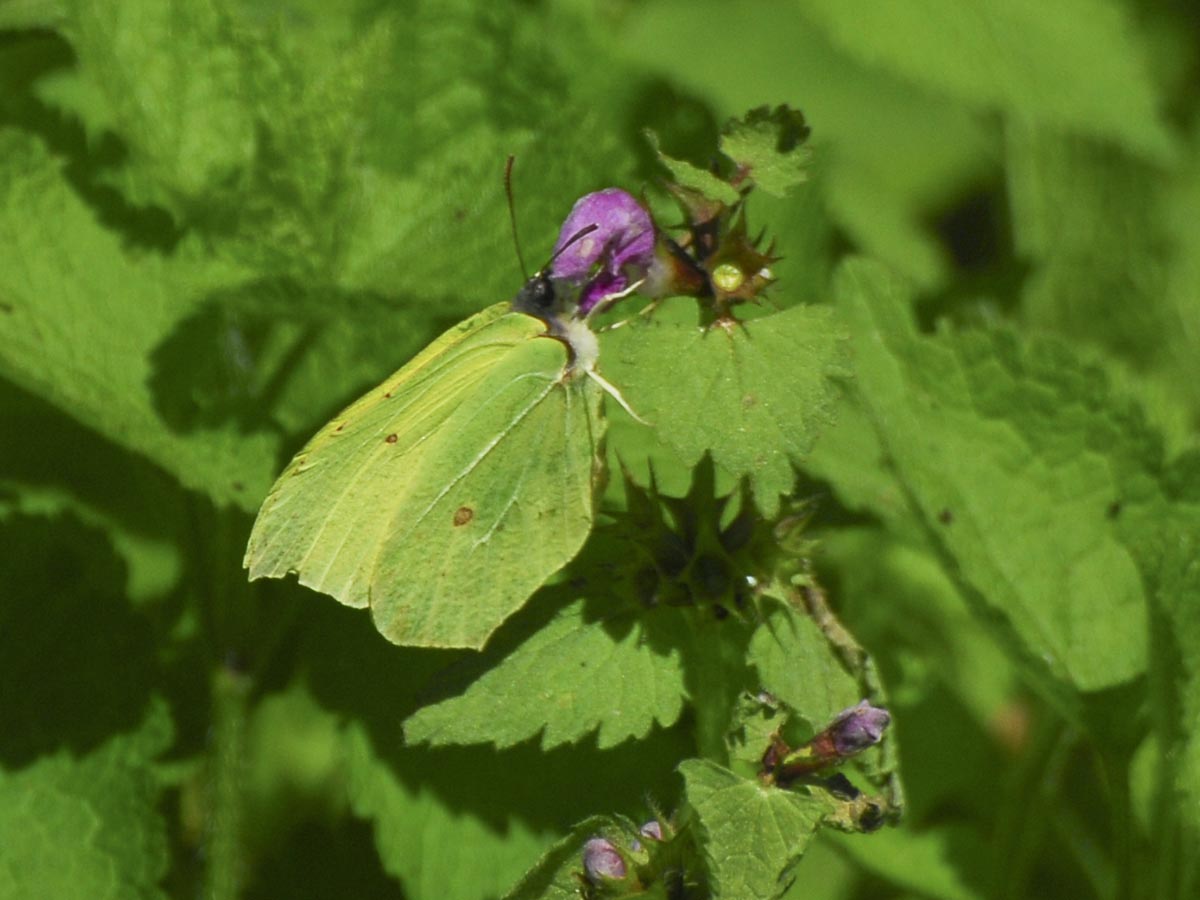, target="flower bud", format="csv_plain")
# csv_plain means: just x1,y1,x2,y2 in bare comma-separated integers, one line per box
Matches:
582,837,627,882
638,820,664,842
829,700,891,755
